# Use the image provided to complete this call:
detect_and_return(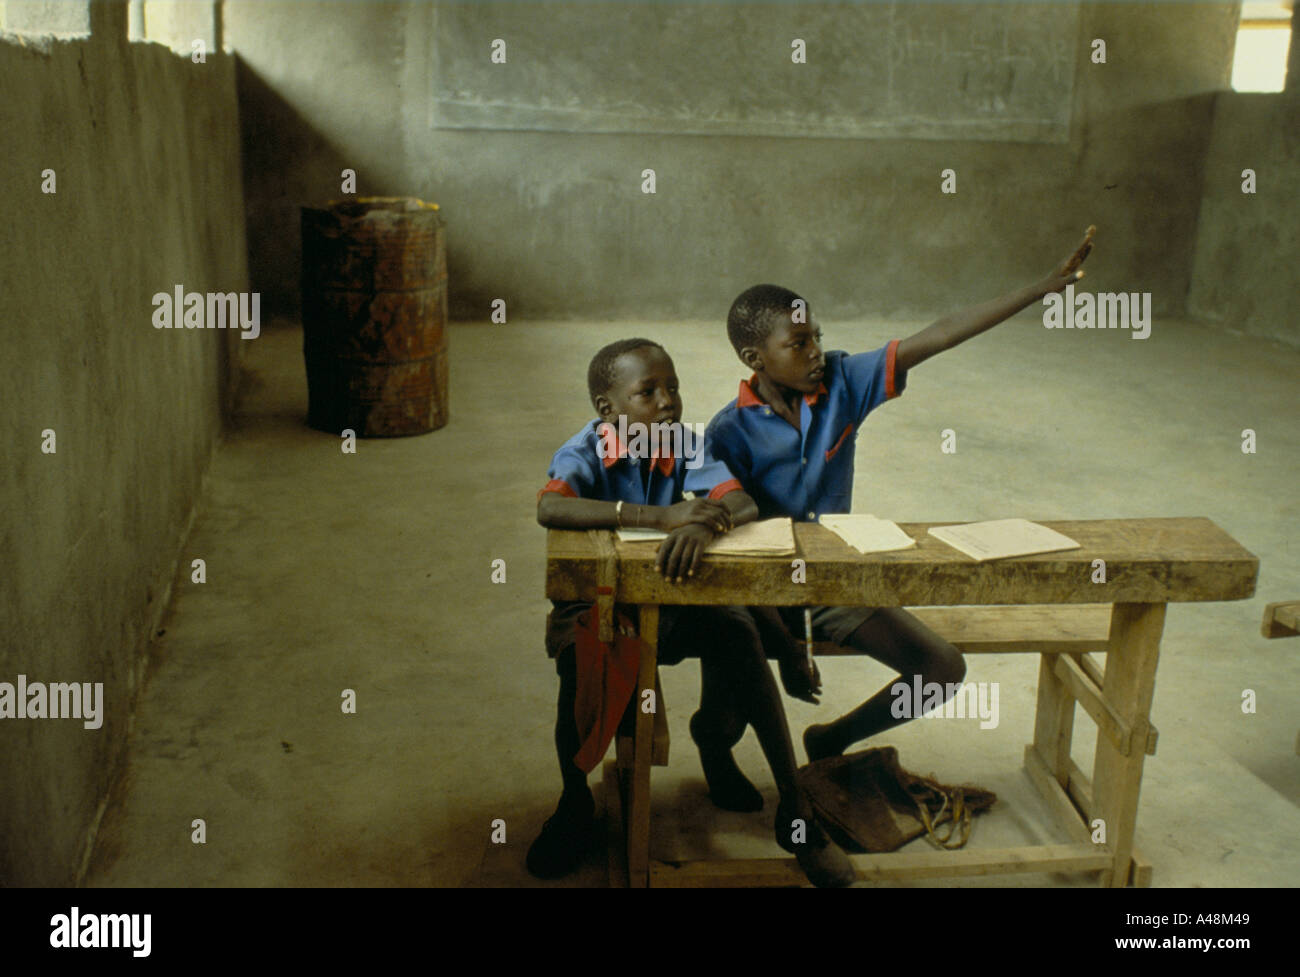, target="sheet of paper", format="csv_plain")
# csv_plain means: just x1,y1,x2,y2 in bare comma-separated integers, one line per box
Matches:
819,514,916,554
927,518,1080,562
705,517,796,555
616,527,669,542
617,518,796,554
